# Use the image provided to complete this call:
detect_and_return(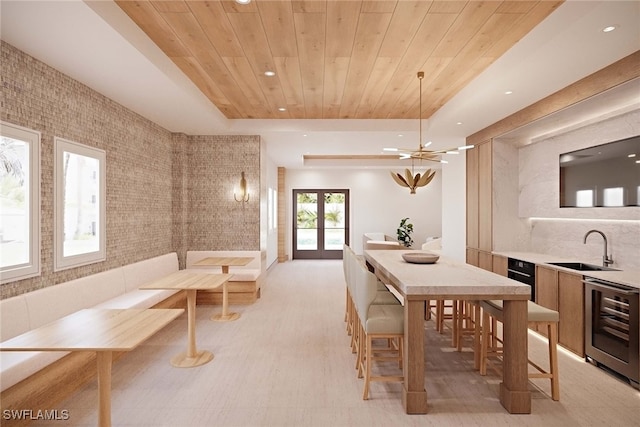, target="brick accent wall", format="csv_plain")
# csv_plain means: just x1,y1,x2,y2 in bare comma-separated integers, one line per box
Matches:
0,42,261,298
187,136,261,252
